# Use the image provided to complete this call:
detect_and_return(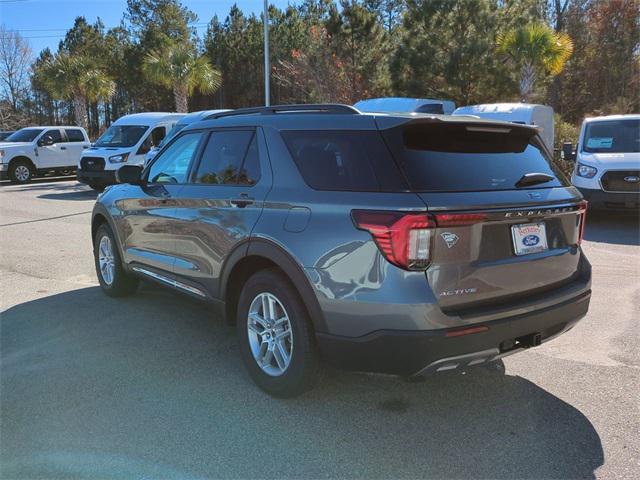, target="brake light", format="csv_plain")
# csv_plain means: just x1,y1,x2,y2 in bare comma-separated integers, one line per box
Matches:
434,213,487,226
577,200,588,244
352,210,435,270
